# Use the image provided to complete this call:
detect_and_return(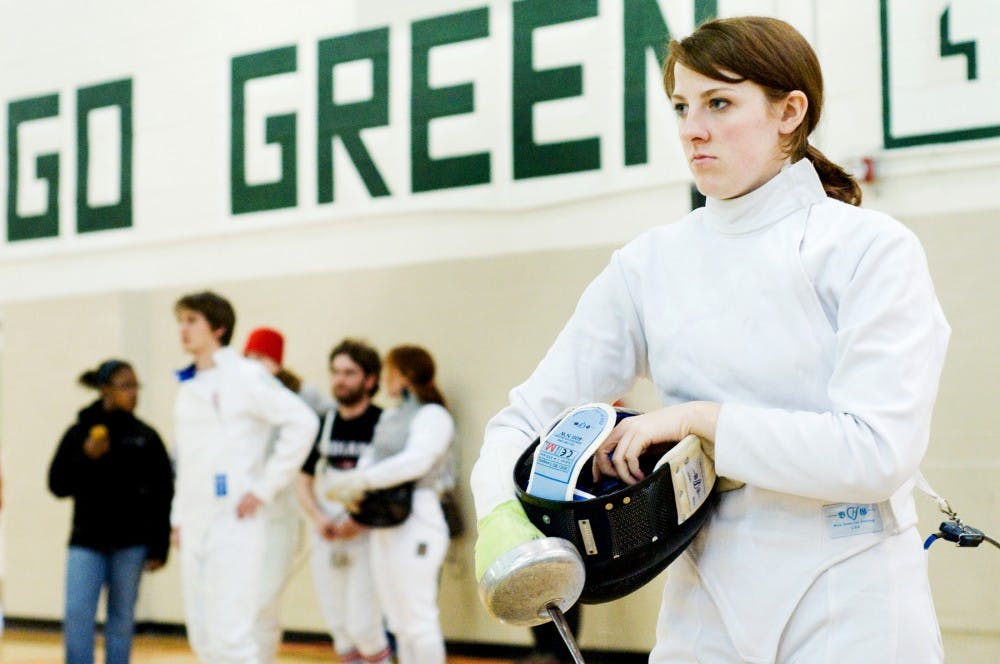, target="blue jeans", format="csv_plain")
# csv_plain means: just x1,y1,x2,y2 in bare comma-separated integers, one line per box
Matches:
65,545,147,664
